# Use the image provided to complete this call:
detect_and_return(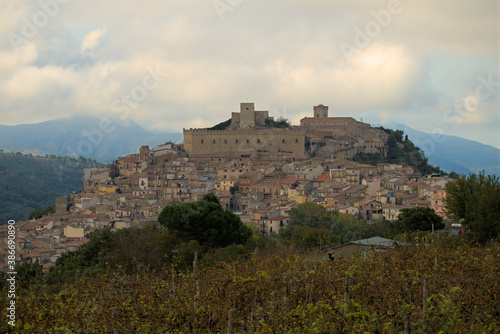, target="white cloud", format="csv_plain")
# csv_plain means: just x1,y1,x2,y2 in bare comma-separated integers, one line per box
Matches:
454,94,484,125
81,27,106,52
0,0,497,147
